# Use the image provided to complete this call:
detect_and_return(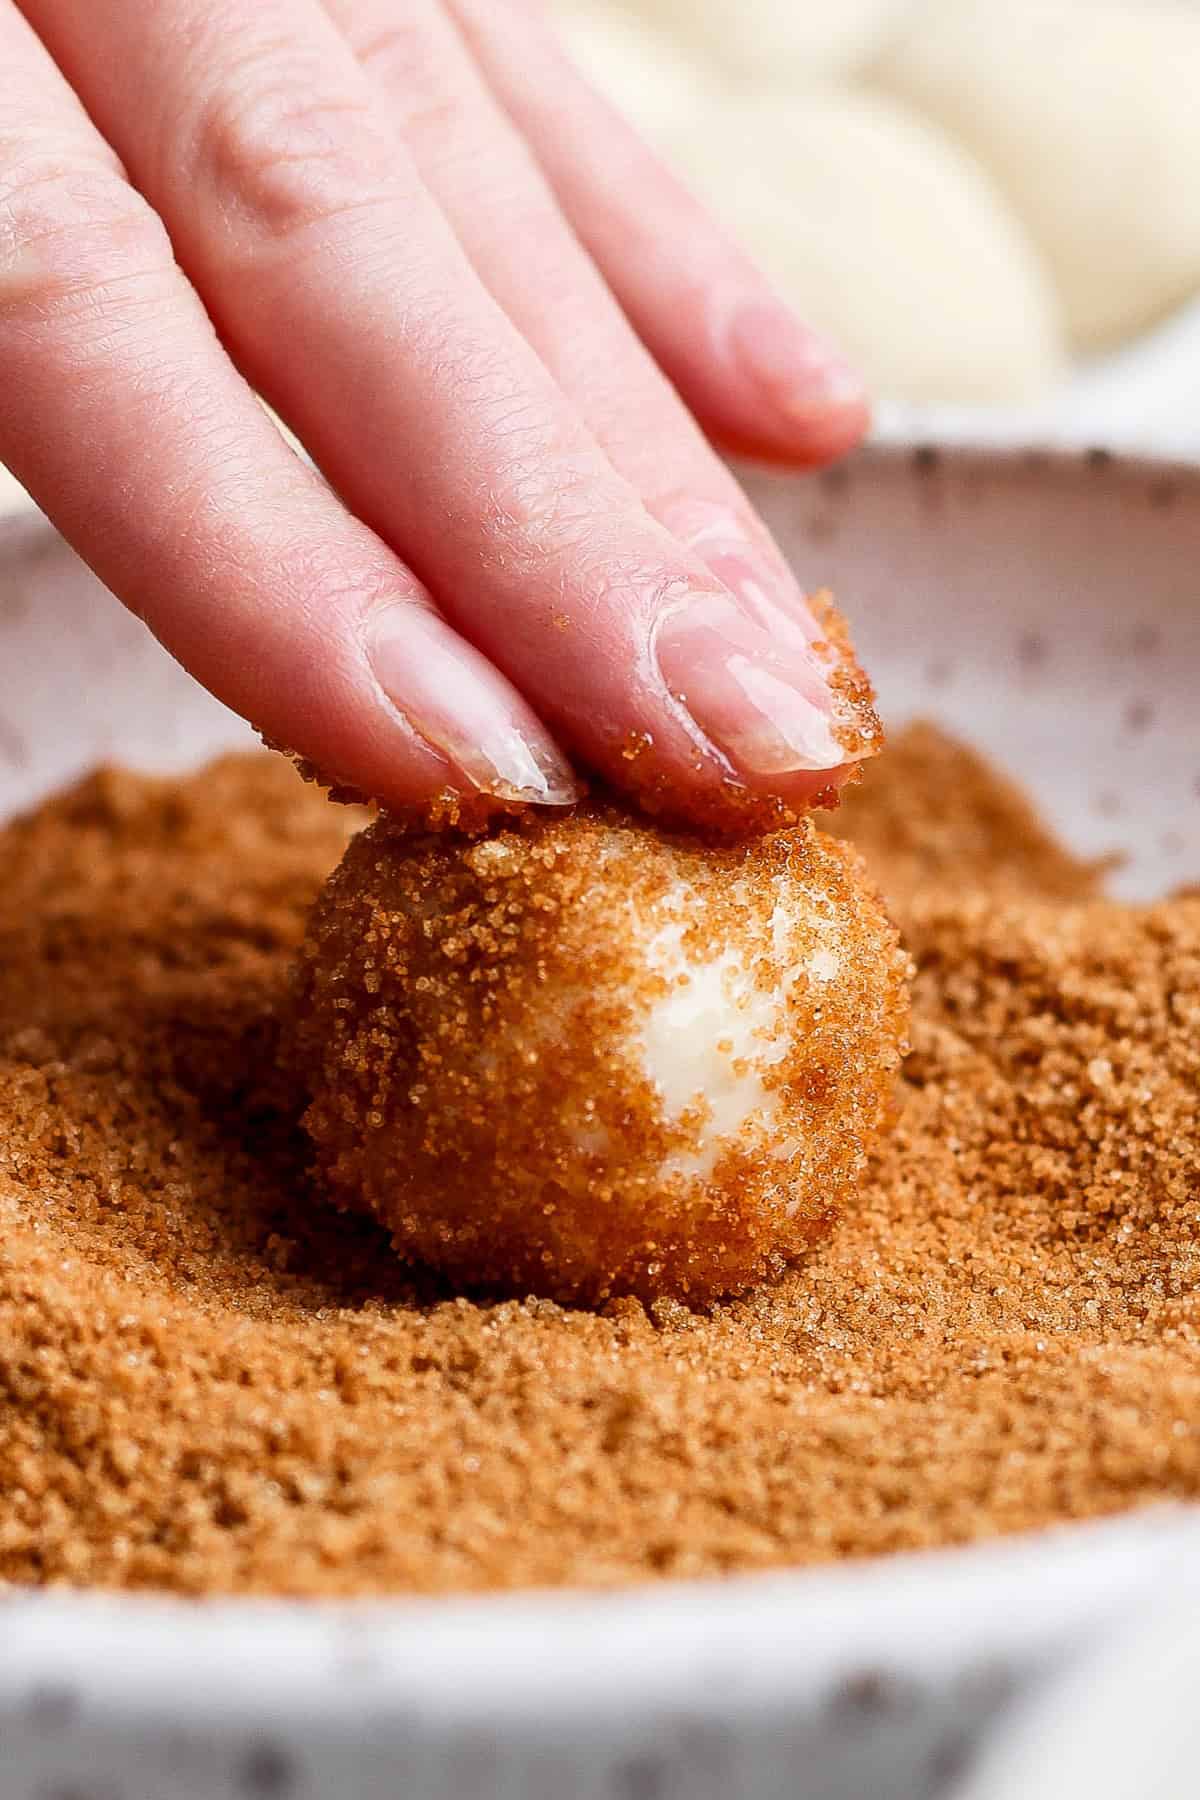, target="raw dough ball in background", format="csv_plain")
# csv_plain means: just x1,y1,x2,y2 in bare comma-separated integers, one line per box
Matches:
550,0,1200,406
0,466,29,516
550,3,710,141
618,0,908,84
870,0,1200,351
664,89,1067,404
289,804,910,1305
